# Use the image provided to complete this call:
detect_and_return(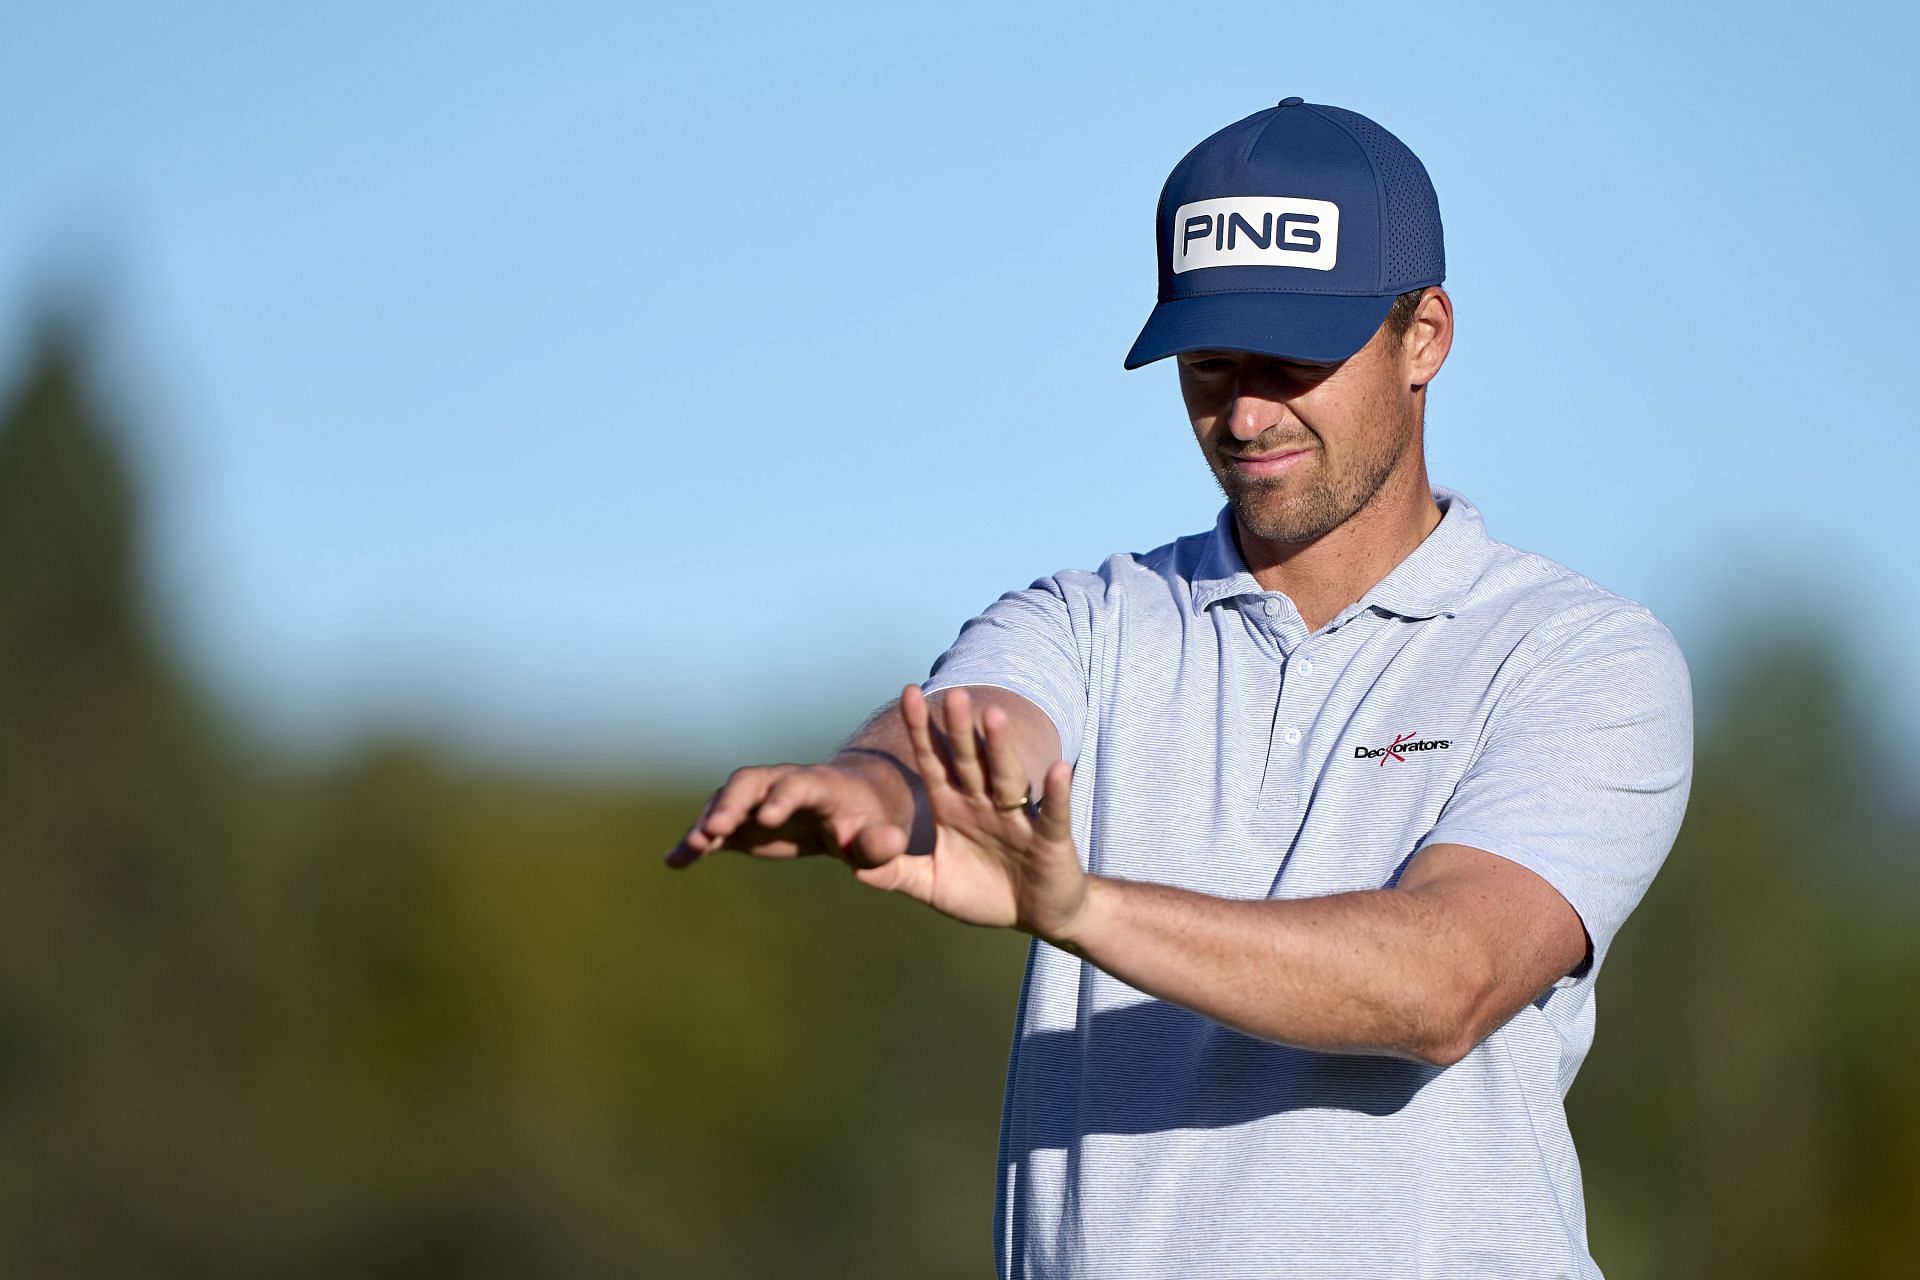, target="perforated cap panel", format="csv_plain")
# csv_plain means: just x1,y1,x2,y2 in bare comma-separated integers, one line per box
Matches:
1312,105,1445,289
